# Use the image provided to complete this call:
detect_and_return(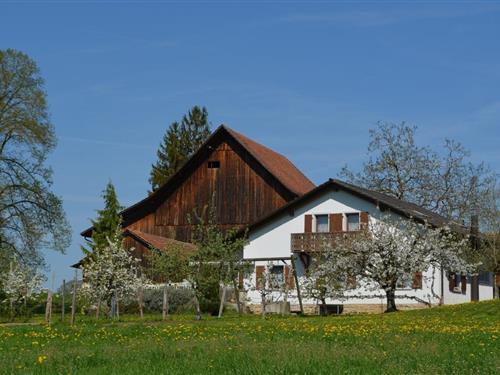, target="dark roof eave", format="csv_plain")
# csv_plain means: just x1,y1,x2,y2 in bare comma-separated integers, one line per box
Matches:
242,178,468,236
